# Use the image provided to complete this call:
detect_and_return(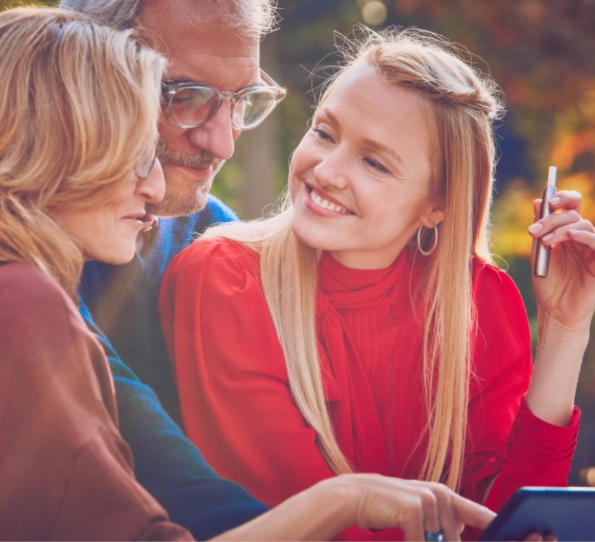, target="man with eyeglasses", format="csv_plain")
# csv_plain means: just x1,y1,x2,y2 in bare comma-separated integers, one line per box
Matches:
60,0,281,539
40,2,500,541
